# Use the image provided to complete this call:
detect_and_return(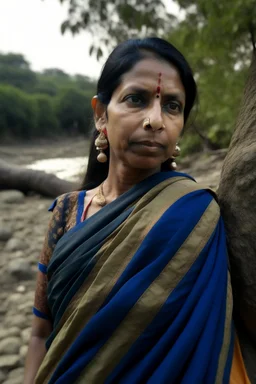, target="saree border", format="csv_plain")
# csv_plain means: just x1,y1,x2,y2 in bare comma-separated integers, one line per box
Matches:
215,272,233,383
36,177,214,383
75,198,220,383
